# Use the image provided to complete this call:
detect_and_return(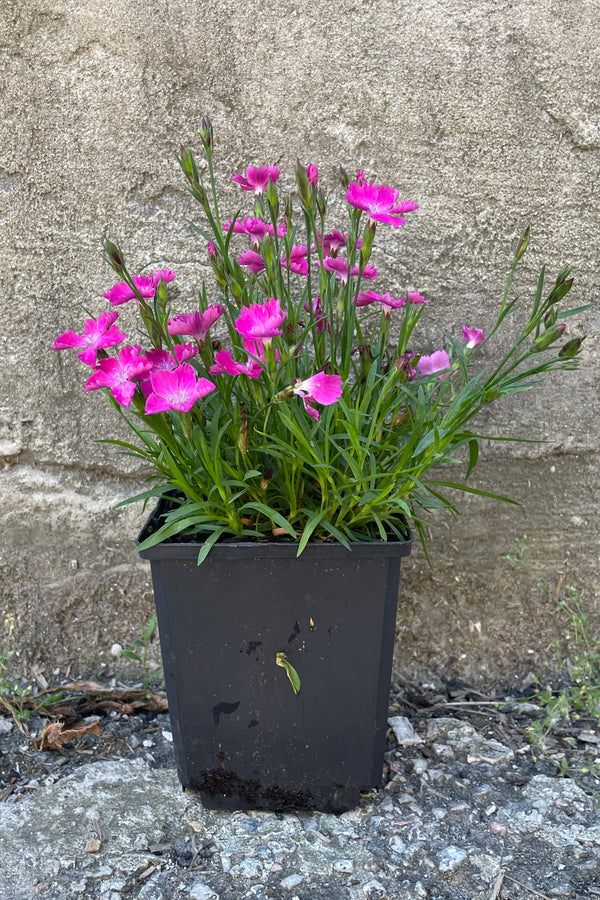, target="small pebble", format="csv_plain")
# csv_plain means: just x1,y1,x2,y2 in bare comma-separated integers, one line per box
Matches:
280,873,303,890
